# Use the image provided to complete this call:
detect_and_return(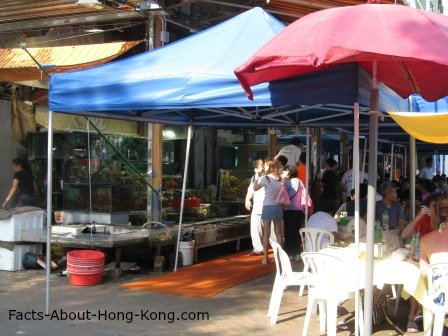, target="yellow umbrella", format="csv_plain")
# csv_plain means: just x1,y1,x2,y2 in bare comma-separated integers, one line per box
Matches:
389,111,448,144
